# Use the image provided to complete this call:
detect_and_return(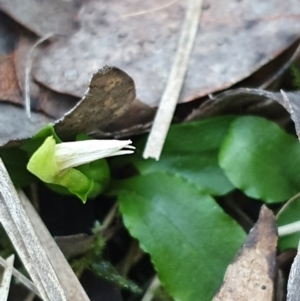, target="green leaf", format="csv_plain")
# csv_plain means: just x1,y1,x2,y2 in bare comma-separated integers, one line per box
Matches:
277,196,300,250
219,116,300,203
119,116,236,195
114,173,245,301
